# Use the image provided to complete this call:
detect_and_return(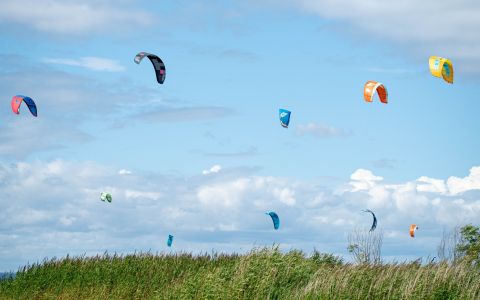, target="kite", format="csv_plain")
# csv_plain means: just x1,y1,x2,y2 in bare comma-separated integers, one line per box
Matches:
363,209,377,232
167,234,173,247
410,224,418,238
266,212,280,230
279,109,291,128
134,52,166,84
364,81,388,104
11,95,37,117
100,192,112,203
429,56,453,84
